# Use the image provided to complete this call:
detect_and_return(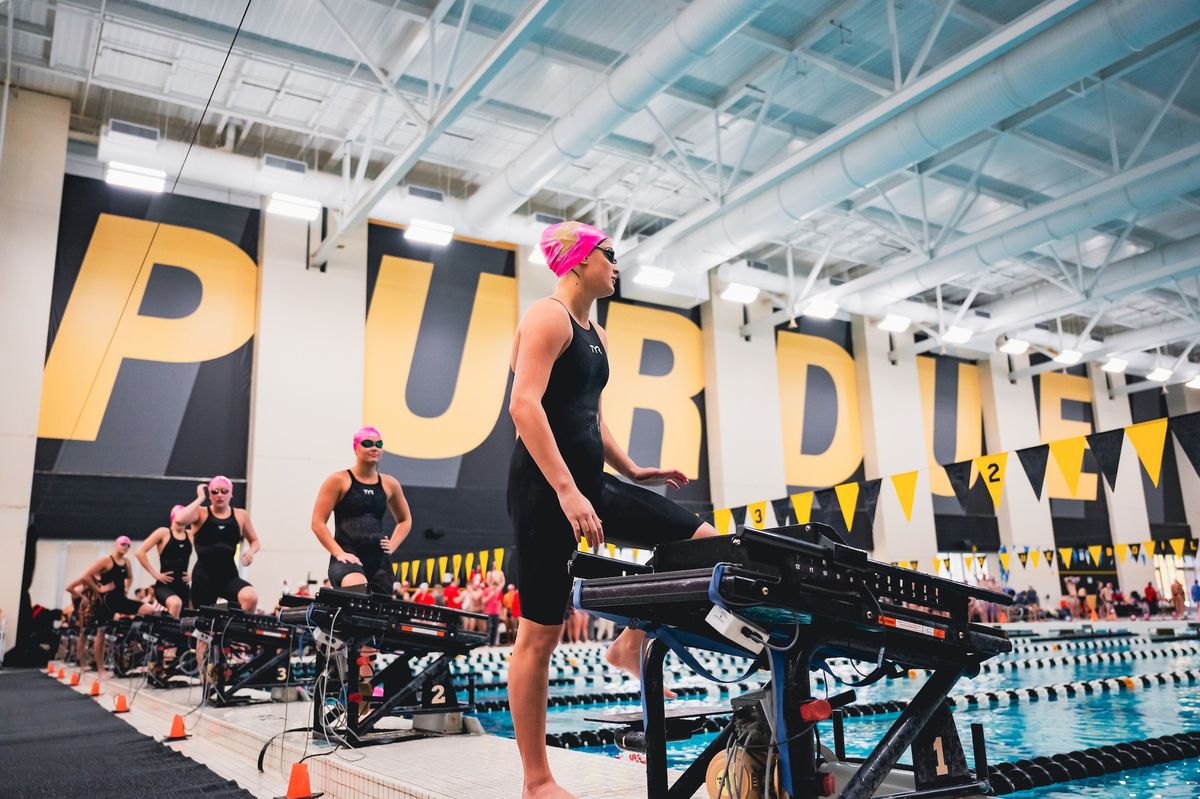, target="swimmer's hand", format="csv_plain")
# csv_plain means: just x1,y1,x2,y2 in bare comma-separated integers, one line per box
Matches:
335,550,362,566
380,538,398,554
240,550,255,566
630,466,689,490
558,487,604,550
